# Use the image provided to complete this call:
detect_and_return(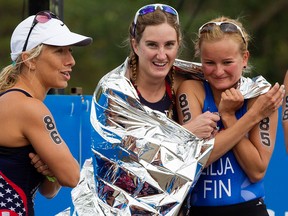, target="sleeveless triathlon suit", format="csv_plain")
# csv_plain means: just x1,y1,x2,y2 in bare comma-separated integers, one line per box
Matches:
0,89,45,216
132,76,177,121
190,81,265,206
